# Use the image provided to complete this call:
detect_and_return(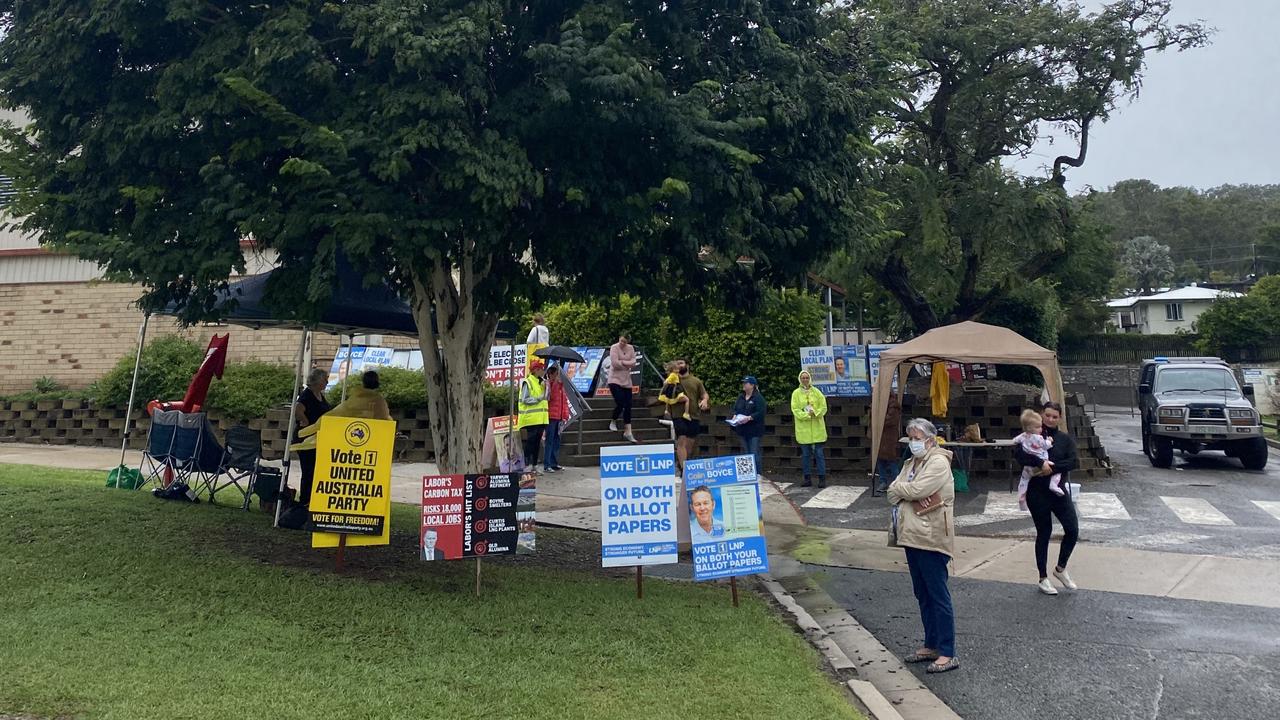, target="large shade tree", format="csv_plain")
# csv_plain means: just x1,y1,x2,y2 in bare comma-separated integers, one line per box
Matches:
0,0,879,471
845,0,1207,333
